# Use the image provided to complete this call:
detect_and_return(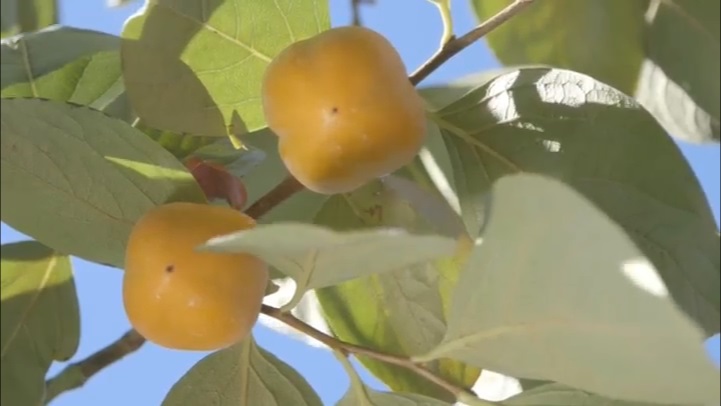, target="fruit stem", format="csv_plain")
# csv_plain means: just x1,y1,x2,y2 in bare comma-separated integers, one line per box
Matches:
44,329,146,404
260,304,476,401
409,0,535,85
244,174,305,219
